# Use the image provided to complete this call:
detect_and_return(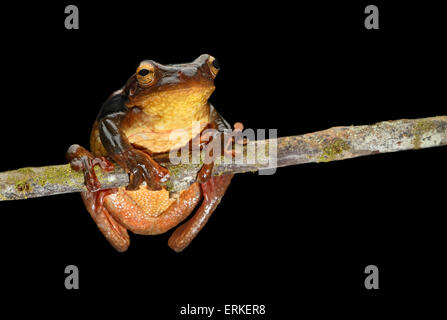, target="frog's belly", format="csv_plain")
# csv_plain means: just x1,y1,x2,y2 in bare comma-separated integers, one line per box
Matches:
125,123,206,153
123,187,176,217
104,182,202,235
